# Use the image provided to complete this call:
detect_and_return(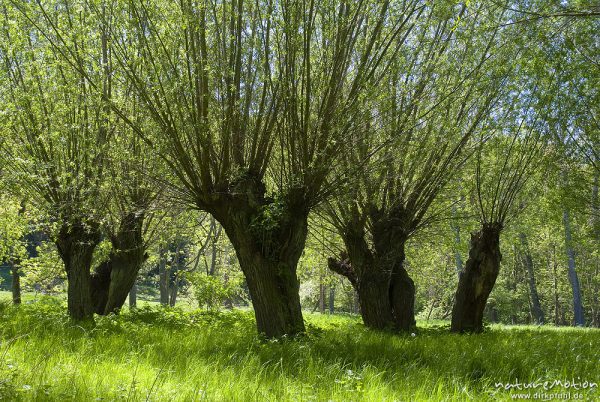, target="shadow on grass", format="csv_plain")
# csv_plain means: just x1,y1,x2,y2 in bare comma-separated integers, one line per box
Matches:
1,298,598,399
